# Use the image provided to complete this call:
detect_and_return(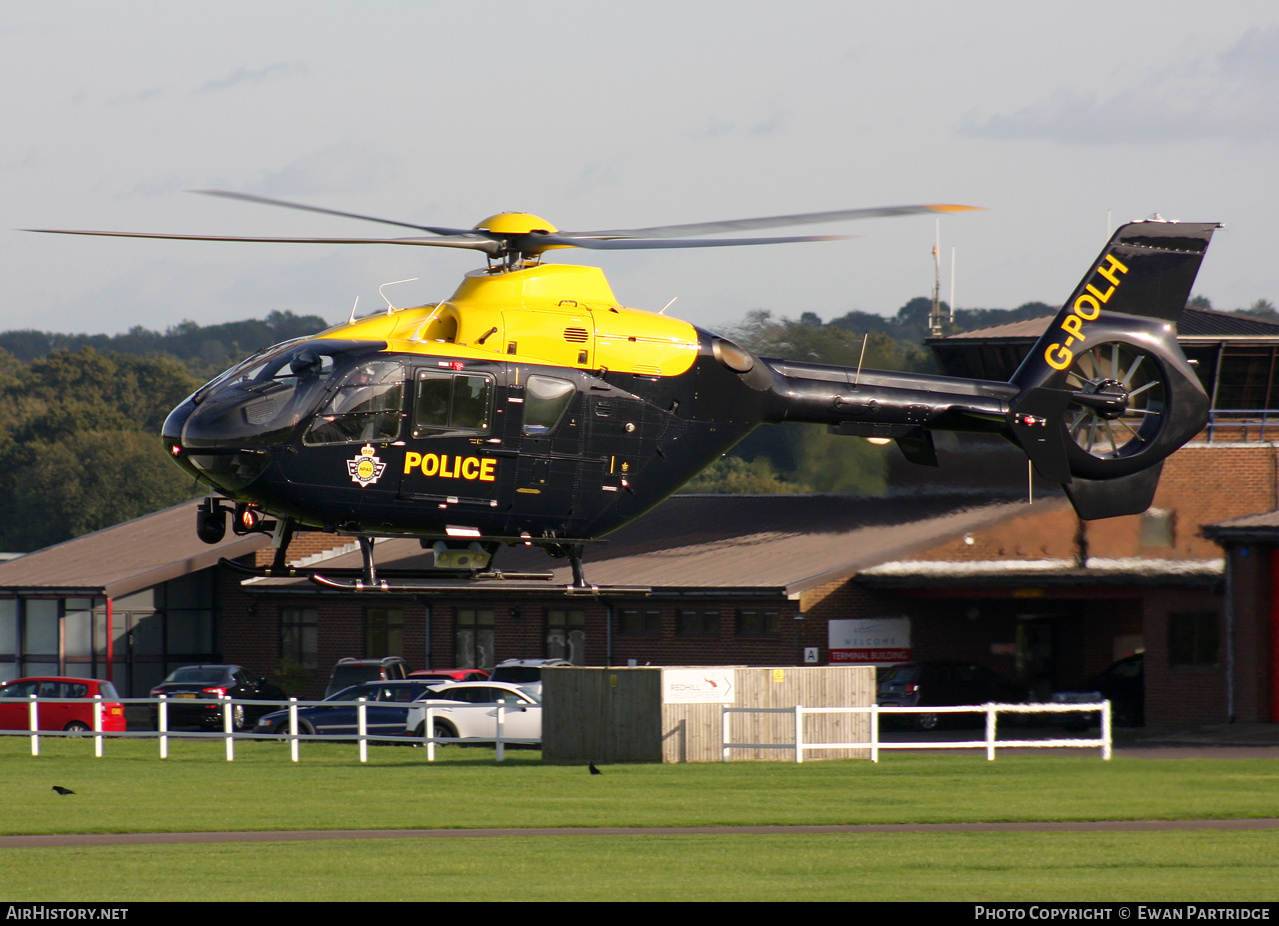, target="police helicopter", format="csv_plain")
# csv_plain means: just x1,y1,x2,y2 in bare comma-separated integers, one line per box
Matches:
29,195,1219,593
